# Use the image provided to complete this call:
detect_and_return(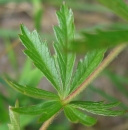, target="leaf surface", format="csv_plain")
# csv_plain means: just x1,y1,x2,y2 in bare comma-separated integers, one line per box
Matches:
19,24,60,93
53,3,75,97
70,101,126,116
38,101,62,122
11,101,61,116
64,105,97,126
69,49,105,94
70,101,120,109
5,79,59,100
